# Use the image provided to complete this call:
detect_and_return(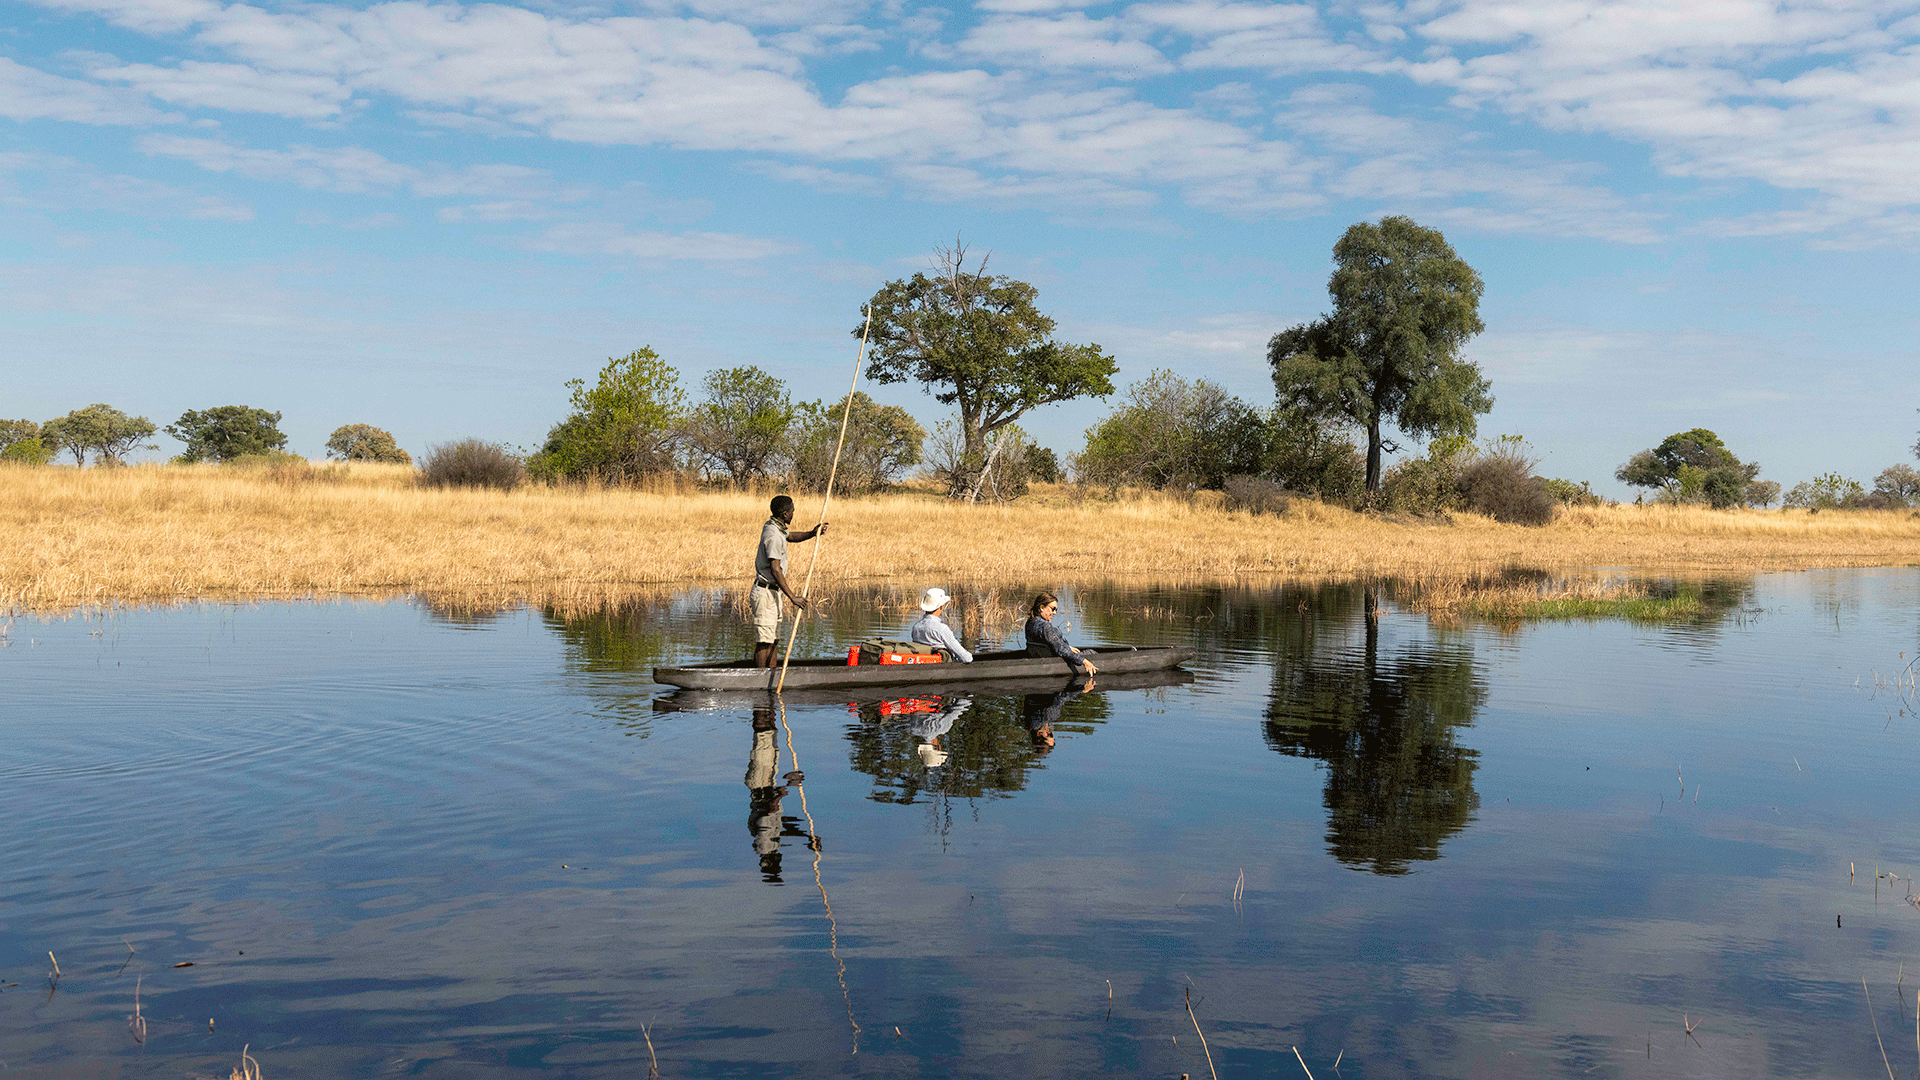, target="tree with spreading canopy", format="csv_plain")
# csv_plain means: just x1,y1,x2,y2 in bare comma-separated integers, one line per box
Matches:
1614,428,1761,508
167,405,288,462
531,347,685,483
1269,216,1490,492
859,242,1116,498
685,366,793,484
42,404,158,466
326,424,412,464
